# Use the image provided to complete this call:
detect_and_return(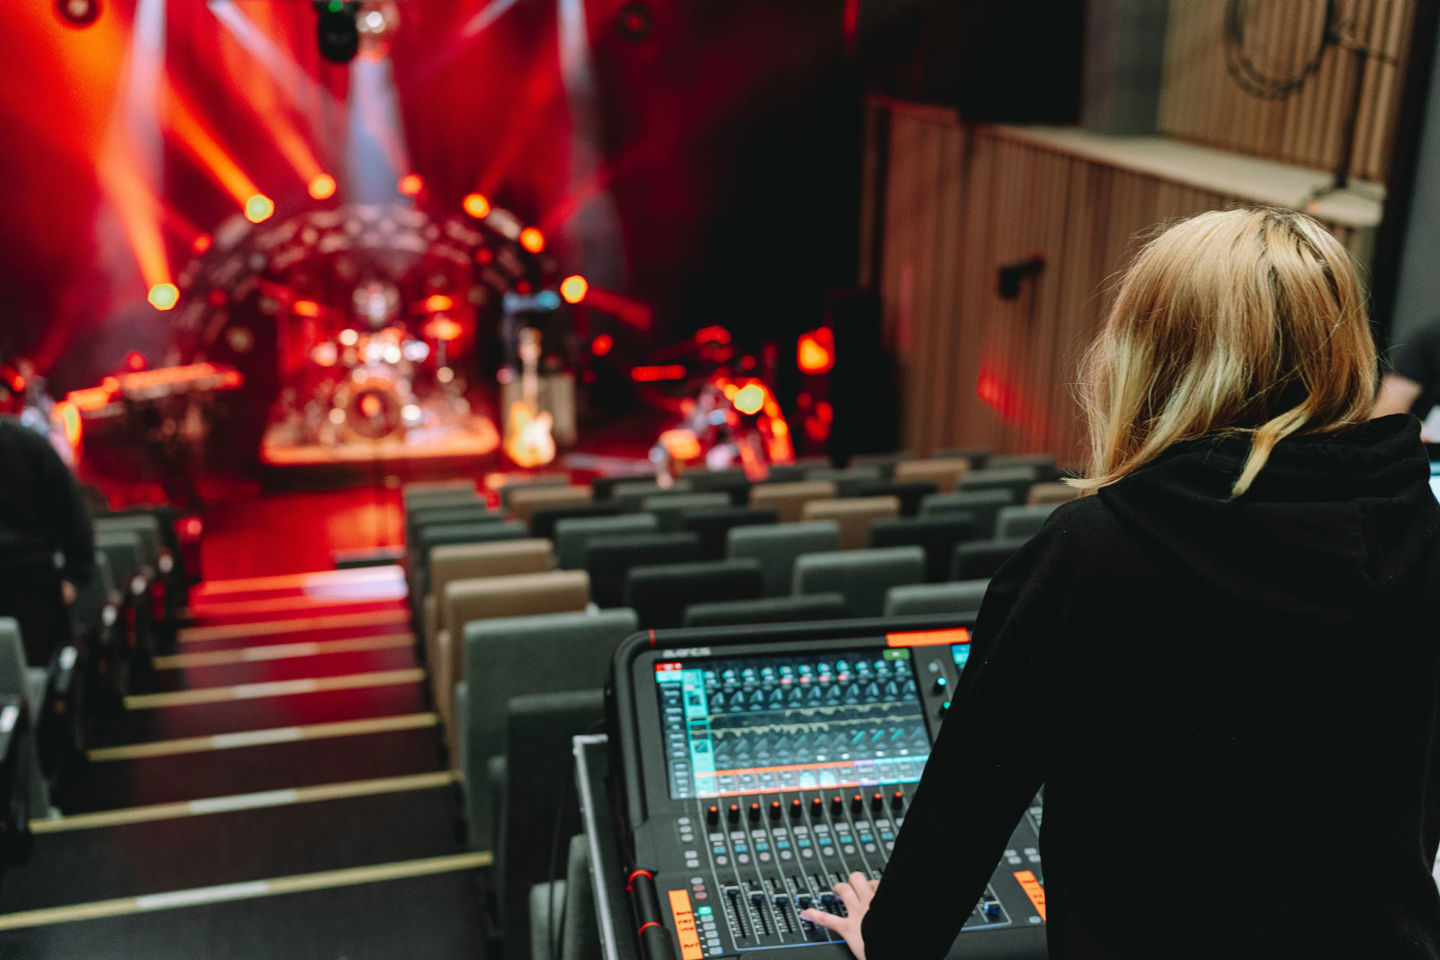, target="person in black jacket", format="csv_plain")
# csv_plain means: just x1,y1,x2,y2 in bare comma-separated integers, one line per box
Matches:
801,207,1440,958
0,404,95,666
